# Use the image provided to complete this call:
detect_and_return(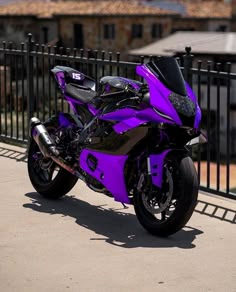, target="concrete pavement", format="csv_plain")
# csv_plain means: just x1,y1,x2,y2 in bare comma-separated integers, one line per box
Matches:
0,142,235,292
